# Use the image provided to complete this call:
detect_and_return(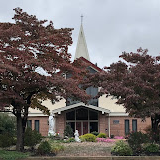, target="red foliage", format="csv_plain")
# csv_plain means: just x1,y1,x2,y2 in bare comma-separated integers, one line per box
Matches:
0,8,90,151
97,48,160,141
